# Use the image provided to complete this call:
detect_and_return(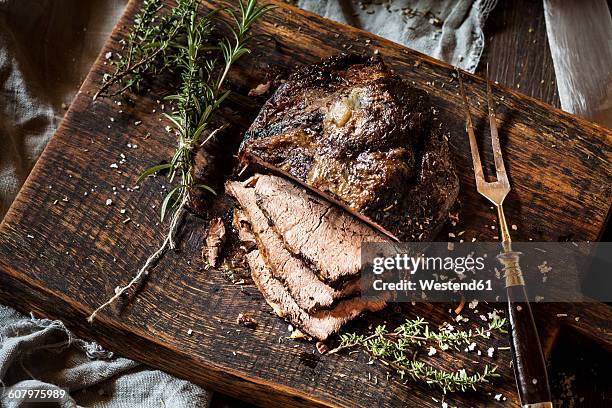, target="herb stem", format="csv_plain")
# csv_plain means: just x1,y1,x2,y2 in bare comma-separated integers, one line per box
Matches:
87,198,186,323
